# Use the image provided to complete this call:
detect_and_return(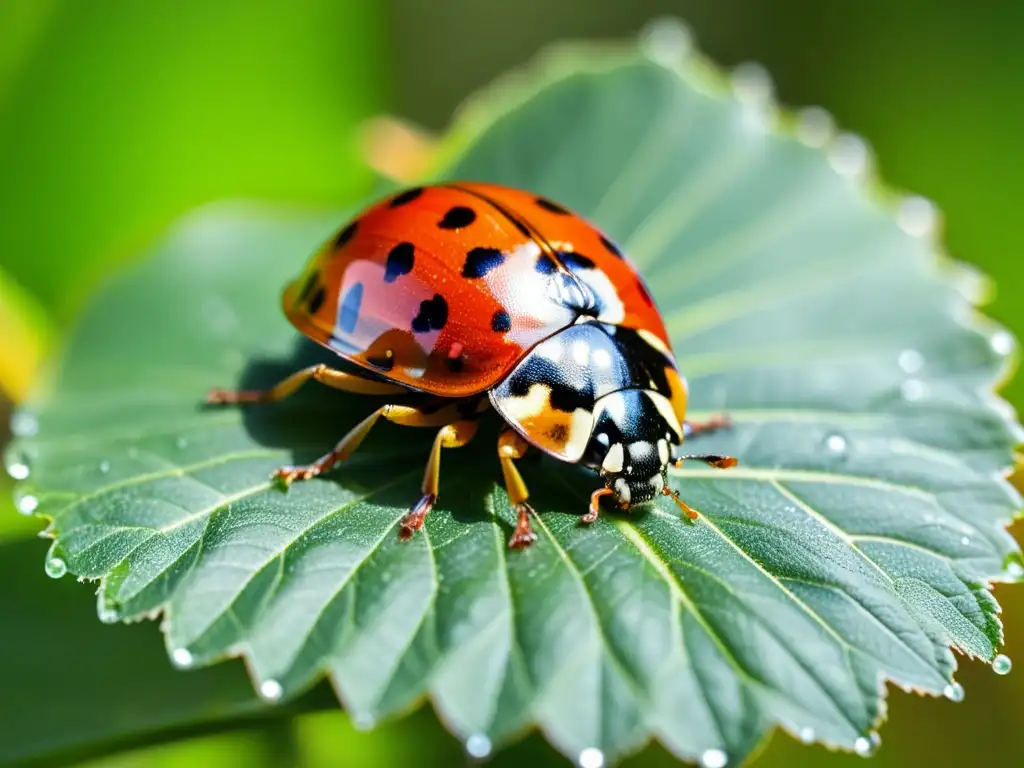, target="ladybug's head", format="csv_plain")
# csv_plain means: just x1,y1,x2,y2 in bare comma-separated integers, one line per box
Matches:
586,389,682,507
